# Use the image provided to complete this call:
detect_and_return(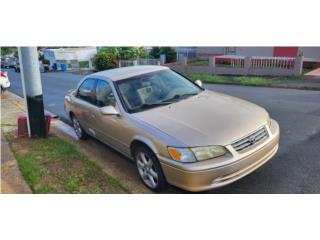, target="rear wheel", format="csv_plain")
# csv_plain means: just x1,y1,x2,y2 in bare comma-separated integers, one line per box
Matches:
71,114,88,140
134,145,167,192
